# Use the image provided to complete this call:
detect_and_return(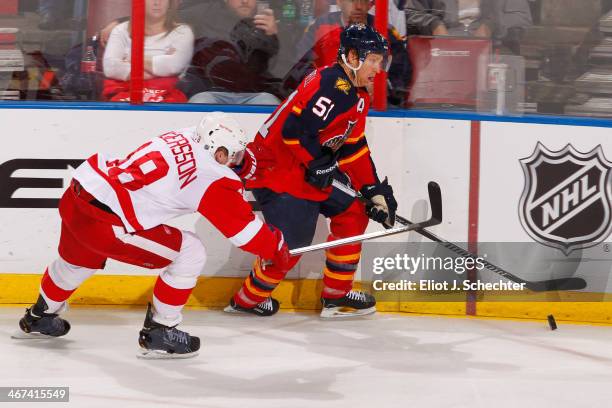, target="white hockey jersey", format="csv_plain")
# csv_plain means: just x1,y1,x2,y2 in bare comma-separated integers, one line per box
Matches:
73,127,278,258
